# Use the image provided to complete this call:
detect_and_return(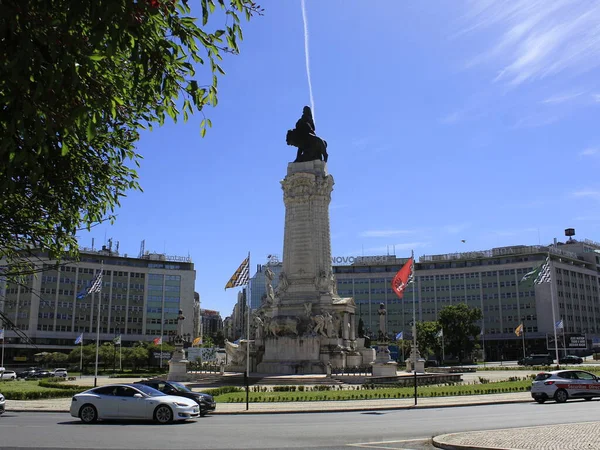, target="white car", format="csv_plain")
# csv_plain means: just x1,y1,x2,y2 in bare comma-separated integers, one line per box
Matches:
52,368,68,378
0,370,17,380
0,392,5,416
531,369,600,403
70,383,200,424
